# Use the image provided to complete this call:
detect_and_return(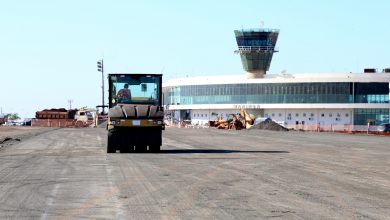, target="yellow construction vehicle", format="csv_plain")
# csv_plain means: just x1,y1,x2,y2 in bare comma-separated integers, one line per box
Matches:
106,74,164,153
